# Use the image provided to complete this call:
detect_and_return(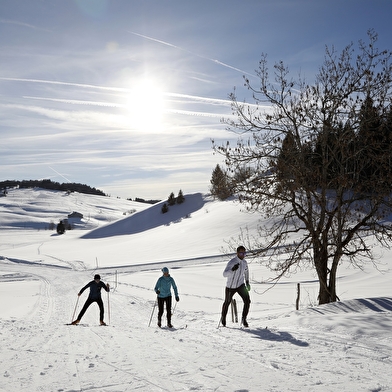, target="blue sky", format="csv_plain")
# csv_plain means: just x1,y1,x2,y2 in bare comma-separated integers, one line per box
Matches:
1,0,392,199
